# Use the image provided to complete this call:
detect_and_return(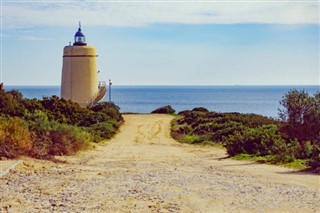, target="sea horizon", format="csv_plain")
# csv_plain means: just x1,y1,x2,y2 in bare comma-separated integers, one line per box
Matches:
3,85,319,118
